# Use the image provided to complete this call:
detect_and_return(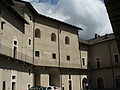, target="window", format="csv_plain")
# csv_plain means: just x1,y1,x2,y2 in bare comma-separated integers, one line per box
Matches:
14,41,17,45
28,84,30,89
68,80,72,90
2,81,6,90
29,69,30,75
52,53,56,59
82,78,87,89
29,39,31,45
12,76,16,79
13,40,17,58
65,36,70,44
35,28,41,38
12,82,16,90
35,51,39,57
67,55,70,61
69,75,71,79
114,54,119,63
51,33,56,42
116,75,120,89
88,62,90,68
82,58,85,66
97,61,100,68
1,21,5,30
97,77,104,89
96,58,100,60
